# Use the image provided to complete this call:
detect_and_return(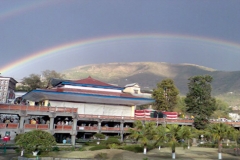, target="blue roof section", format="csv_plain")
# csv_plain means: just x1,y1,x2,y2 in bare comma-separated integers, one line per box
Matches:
33,89,154,101
61,81,125,90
